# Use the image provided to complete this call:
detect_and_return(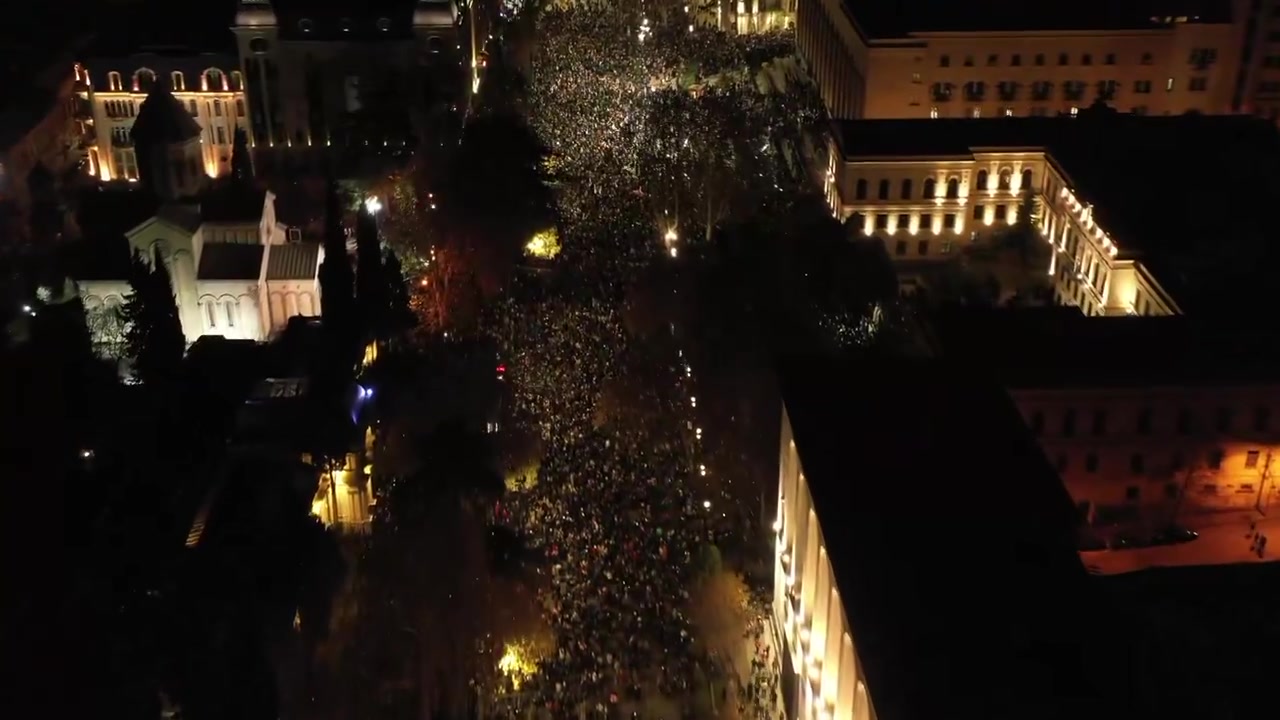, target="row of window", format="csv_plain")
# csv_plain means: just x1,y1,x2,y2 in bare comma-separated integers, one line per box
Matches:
104,99,135,119
861,203,1018,230
104,68,241,93
932,77,1204,103
180,98,246,119
203,299,238,329
938,48,1217,70
1031,406,1274,437
853,169,1034,201
1056,448,1266,477
852,211,967,234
